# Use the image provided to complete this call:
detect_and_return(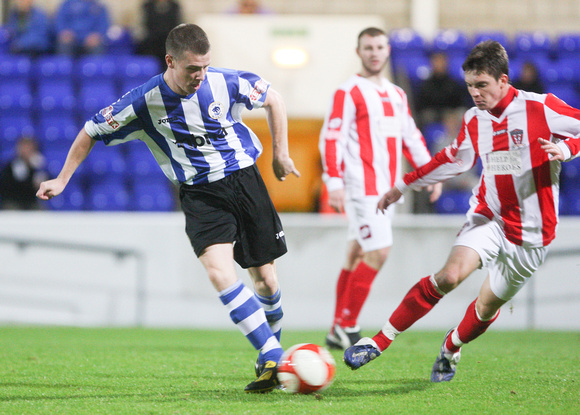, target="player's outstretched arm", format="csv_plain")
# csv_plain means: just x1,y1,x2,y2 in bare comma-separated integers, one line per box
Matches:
377,187,403,213
263,87,301,181
36,128,96,200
